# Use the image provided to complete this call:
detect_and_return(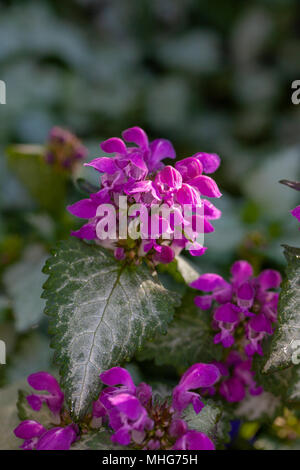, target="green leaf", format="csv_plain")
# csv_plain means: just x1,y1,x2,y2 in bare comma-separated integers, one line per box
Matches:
263,245,300,373
137,290,222,369
42,238,179,419
72,429,122,450
6,145,67,215
3,244,47,332
182,400,230,448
